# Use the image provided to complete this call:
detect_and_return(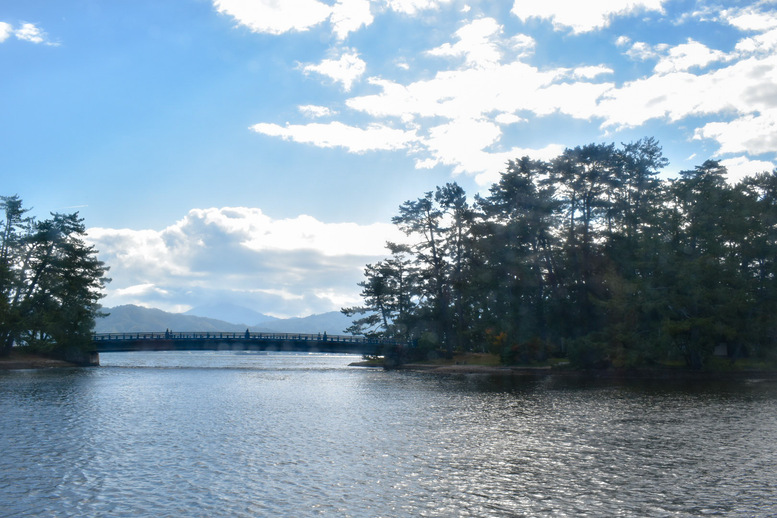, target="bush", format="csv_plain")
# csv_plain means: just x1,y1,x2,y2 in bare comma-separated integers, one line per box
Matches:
407,332,444,361
567,336,610,369
501,336,551,365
